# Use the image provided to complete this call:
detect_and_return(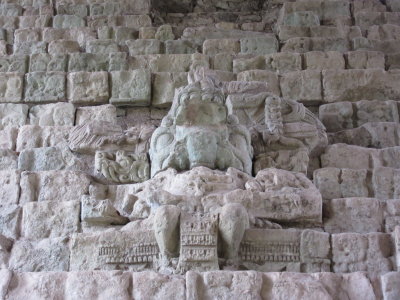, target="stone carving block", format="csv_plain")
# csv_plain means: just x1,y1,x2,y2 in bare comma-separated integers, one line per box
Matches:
95,151,150,183
24,72,66,103
16,125,71,151
240,37,279,55
280,70,322,103
0,149,18,170
81,196,129,225
126,39,162,55
21,200,80,239
0,170,20,206
29,54,68,72
0,103,28,129
53,15,85,28
67,71,109,104
0,73,23,103
0,205,20,239
28,102,75,126
110,70,151,106
152,72,188,107
75,104,117,125
86,39,120,54
0,55,27,72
